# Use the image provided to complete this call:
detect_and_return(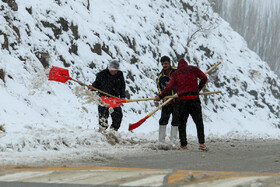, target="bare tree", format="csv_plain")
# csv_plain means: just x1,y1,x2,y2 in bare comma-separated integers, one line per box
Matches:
187,1,221,47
